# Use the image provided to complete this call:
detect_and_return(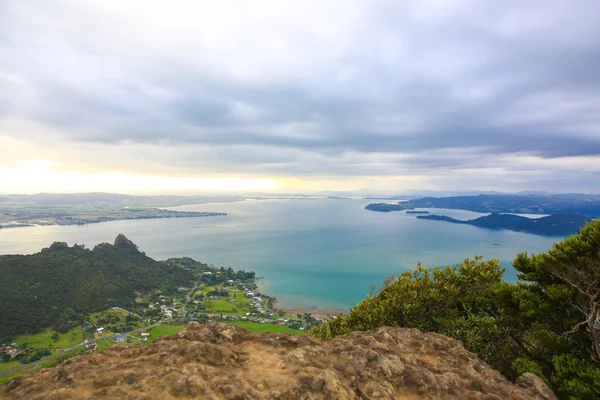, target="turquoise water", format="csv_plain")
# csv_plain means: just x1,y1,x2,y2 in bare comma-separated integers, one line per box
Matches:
0,199,560,310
